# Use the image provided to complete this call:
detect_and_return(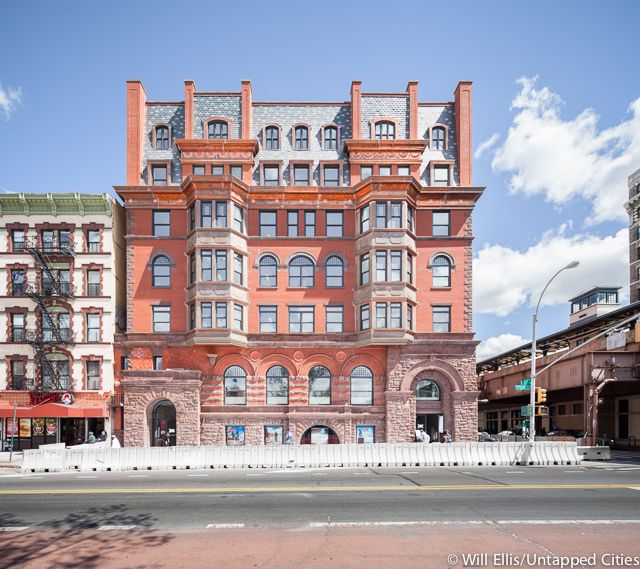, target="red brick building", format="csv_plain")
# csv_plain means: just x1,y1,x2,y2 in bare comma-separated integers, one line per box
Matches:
115,79,483,447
